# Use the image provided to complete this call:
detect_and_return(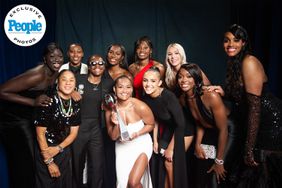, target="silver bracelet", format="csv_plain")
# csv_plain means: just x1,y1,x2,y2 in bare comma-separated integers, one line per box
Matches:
44,157,54,165
214,158,224,165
